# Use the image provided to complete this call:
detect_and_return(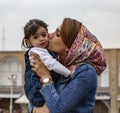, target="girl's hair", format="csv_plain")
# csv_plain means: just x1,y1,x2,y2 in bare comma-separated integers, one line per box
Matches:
21,19,48,48
60,18,82,48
